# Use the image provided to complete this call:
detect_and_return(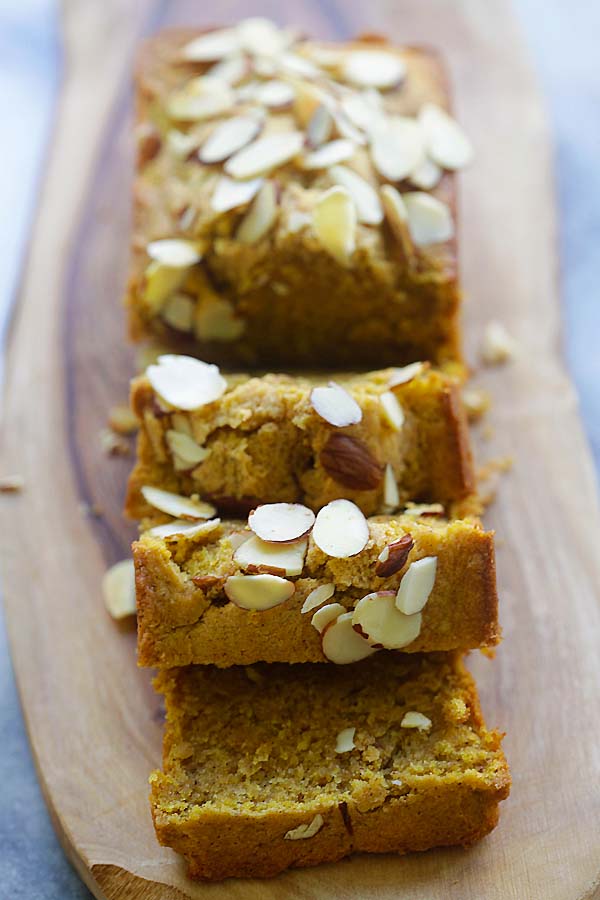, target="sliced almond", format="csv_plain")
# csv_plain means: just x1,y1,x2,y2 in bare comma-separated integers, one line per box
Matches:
301,583,335,614
396,556,437,614
380,391,405,431
312,499,369,559
306,104,334,148
312,186,356,265
147,518,221,540
335,726,356,753
211,175,263,213
341,91,385,137
279,50,322,78
199,116,262,164
481,321,517,364
310,381,362,427
301,139,356,170
320,433,383,491
375,533,413,577
236,180,279,244
181,29,240,62
322,610,378,663
253,80,295,108
225,131,304,179
141,485,217,520
194,296,245,342
167,81,234,122
382,463,400,511
311,602,346,634
403,192,454,246
237,17,291,57
146,355,227,411
331,108,368,146
402,503,445,518
166,129,202,159
147,239,201,268
165,430,210,468
370,117,424,182
352,592,421,649
341,50,406,90
292,80,331,128
330,164,383,225
102,559,136,620
380,184,415,263
206,54,249,86
224,573,295,610
401,711,432,731
409,157,442,190
419,102,473,170
387,361,425,387
234,535,308,576
162,294,195,333
248,503,315,543
284,814,324,841
108,405,138,435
